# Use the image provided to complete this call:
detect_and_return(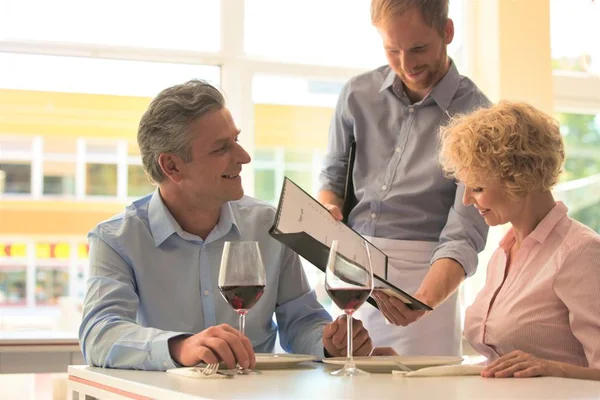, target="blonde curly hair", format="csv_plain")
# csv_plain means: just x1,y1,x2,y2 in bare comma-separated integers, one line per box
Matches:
438,101,565,197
